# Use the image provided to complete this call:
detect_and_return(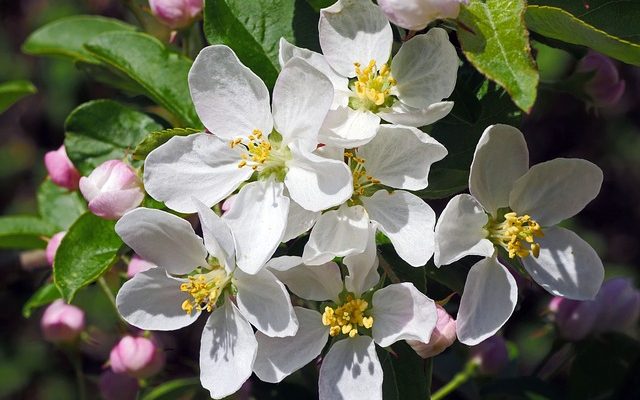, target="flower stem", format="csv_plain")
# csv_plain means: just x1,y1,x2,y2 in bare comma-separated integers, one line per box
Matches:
65,349,86,400
431,361,476,400
98,276,117,311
